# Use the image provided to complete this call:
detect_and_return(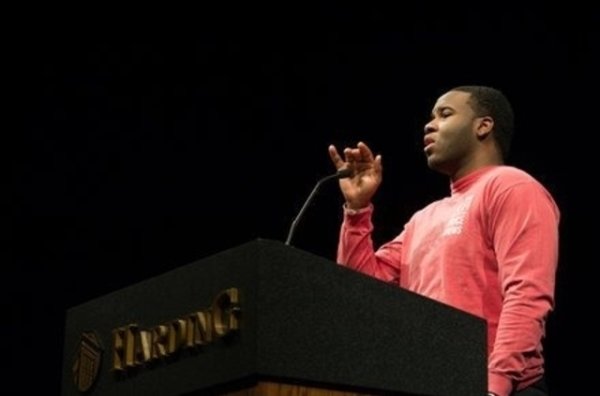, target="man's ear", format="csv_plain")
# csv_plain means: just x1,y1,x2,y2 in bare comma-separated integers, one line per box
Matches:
476,116,494,139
